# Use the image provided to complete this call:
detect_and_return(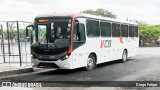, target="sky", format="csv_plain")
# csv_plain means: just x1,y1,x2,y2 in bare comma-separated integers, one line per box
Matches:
0,0,160,25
